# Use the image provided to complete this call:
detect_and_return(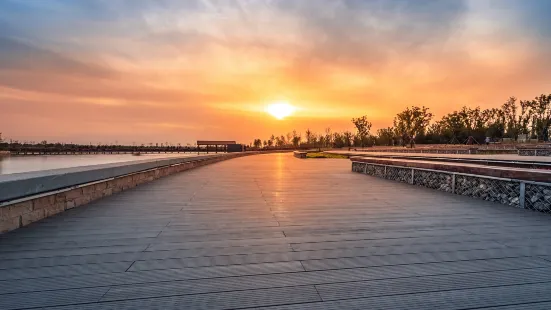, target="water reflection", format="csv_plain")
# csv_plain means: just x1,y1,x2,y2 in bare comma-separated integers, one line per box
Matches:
273,153,286,205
